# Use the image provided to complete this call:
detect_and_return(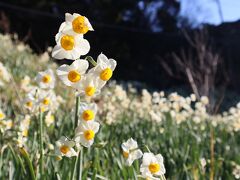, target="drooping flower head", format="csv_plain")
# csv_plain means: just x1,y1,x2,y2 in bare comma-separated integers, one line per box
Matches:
76,73,104,97
121,138,143,166
55,136,77,159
